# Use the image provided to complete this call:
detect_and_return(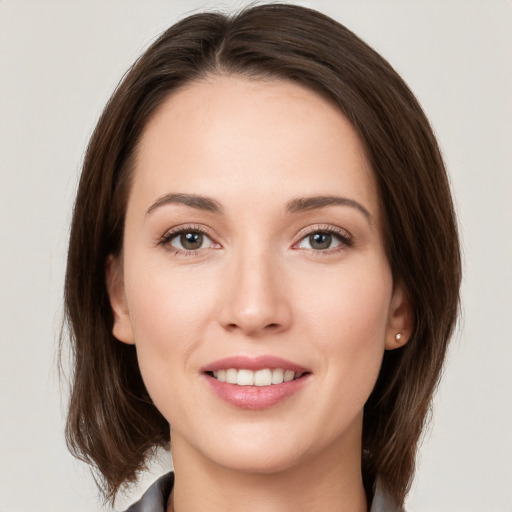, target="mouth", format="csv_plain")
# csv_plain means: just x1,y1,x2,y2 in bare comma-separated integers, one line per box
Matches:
206,368,307,386
202,356,311,409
